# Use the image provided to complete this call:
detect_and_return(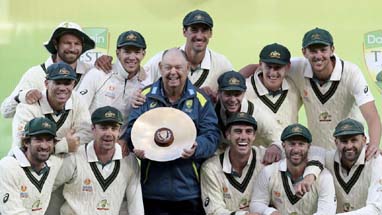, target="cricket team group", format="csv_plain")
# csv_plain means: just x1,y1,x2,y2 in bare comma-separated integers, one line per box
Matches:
0,8,381,215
